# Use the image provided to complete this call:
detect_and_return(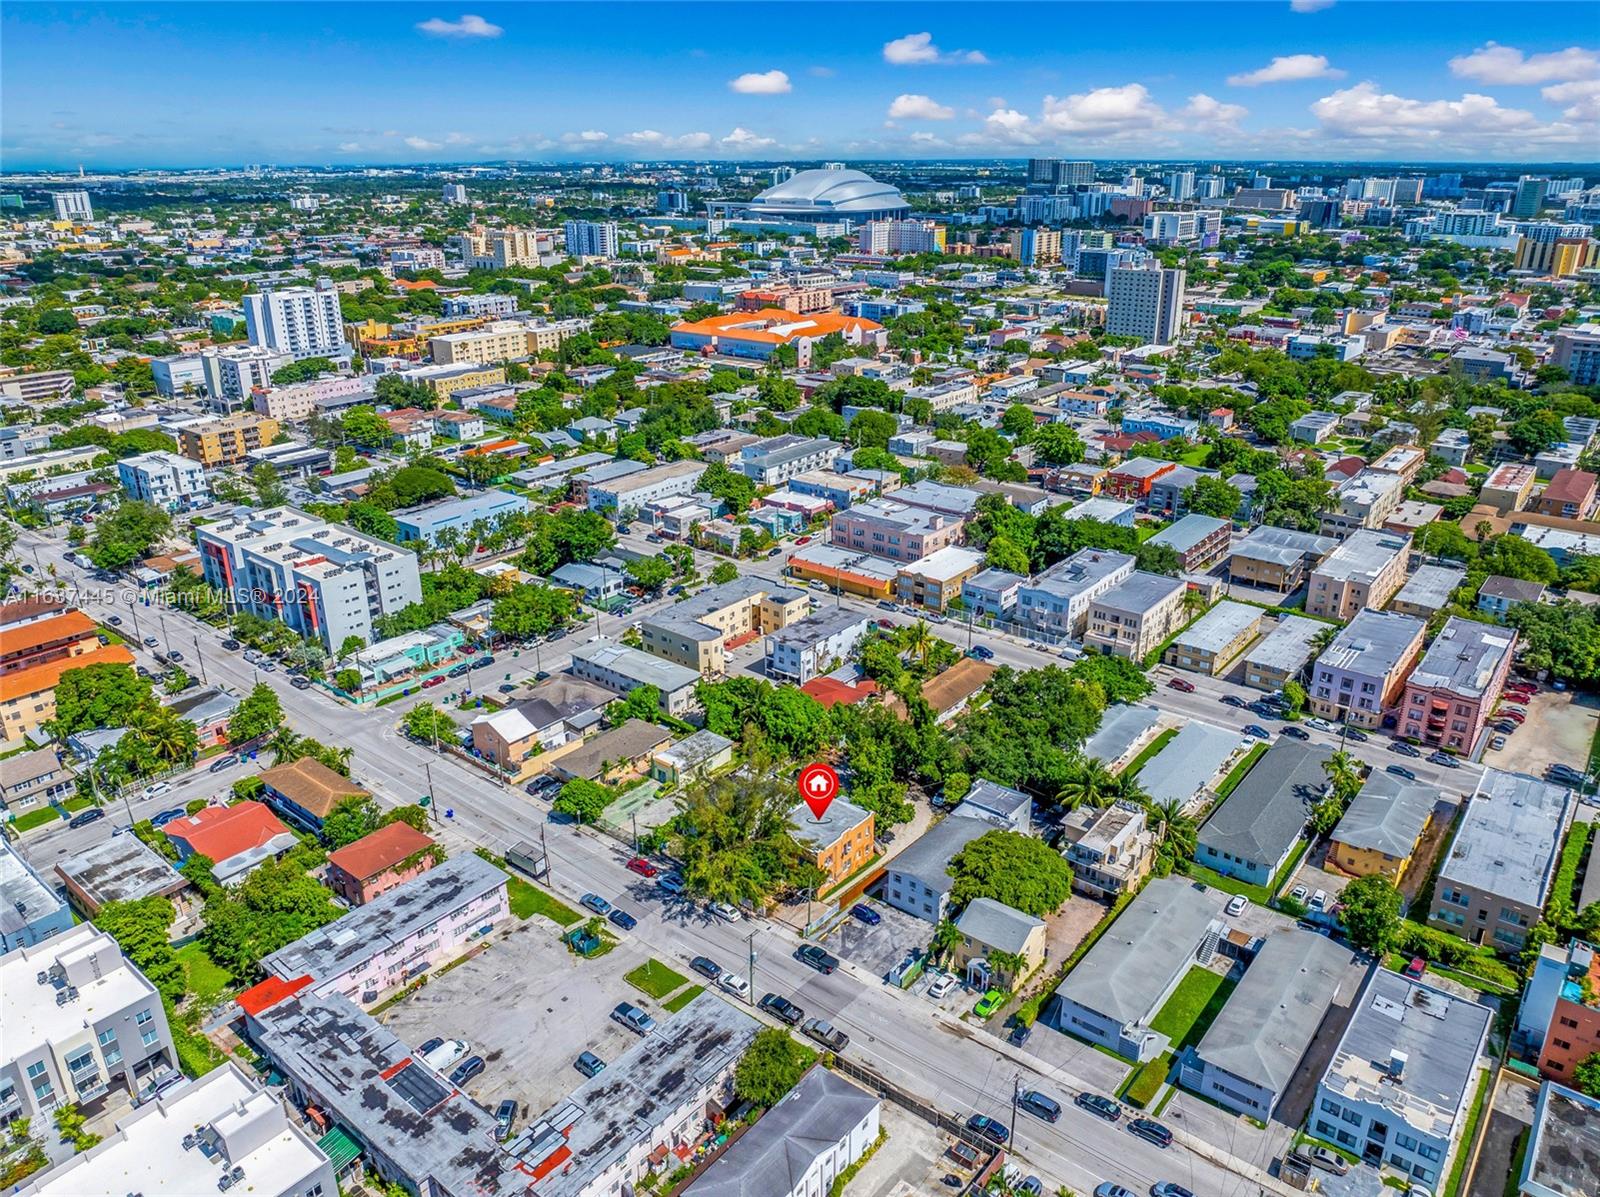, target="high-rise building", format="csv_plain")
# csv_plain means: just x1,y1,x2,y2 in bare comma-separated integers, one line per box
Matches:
1026,158,1094,189
563,219,619,259
1106,264,1185,345
441,182,467,204
242,278,349,361
856,219,946,255
770,166,796,186
199,345,291,412
1252,173,1272,189
1514,176,1550,220
1393,178,1425,204
1194,174,1226,200
1164,171,1196,201
658,189,689,213
50,191,92,221
1552,324,1600,386
1008,227,1063,266
1298,199,1342,229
